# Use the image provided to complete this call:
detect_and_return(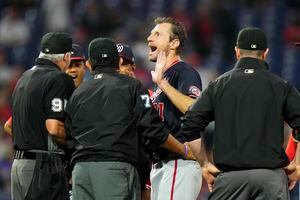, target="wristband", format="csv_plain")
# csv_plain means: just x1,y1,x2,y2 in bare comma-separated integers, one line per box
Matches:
184,144,188,158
